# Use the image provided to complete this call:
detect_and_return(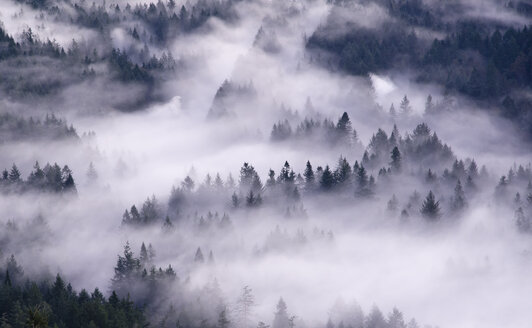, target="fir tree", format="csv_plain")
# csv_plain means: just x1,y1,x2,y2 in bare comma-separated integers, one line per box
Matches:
320,165,335,191
390,147,401,172
420,191,441,220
